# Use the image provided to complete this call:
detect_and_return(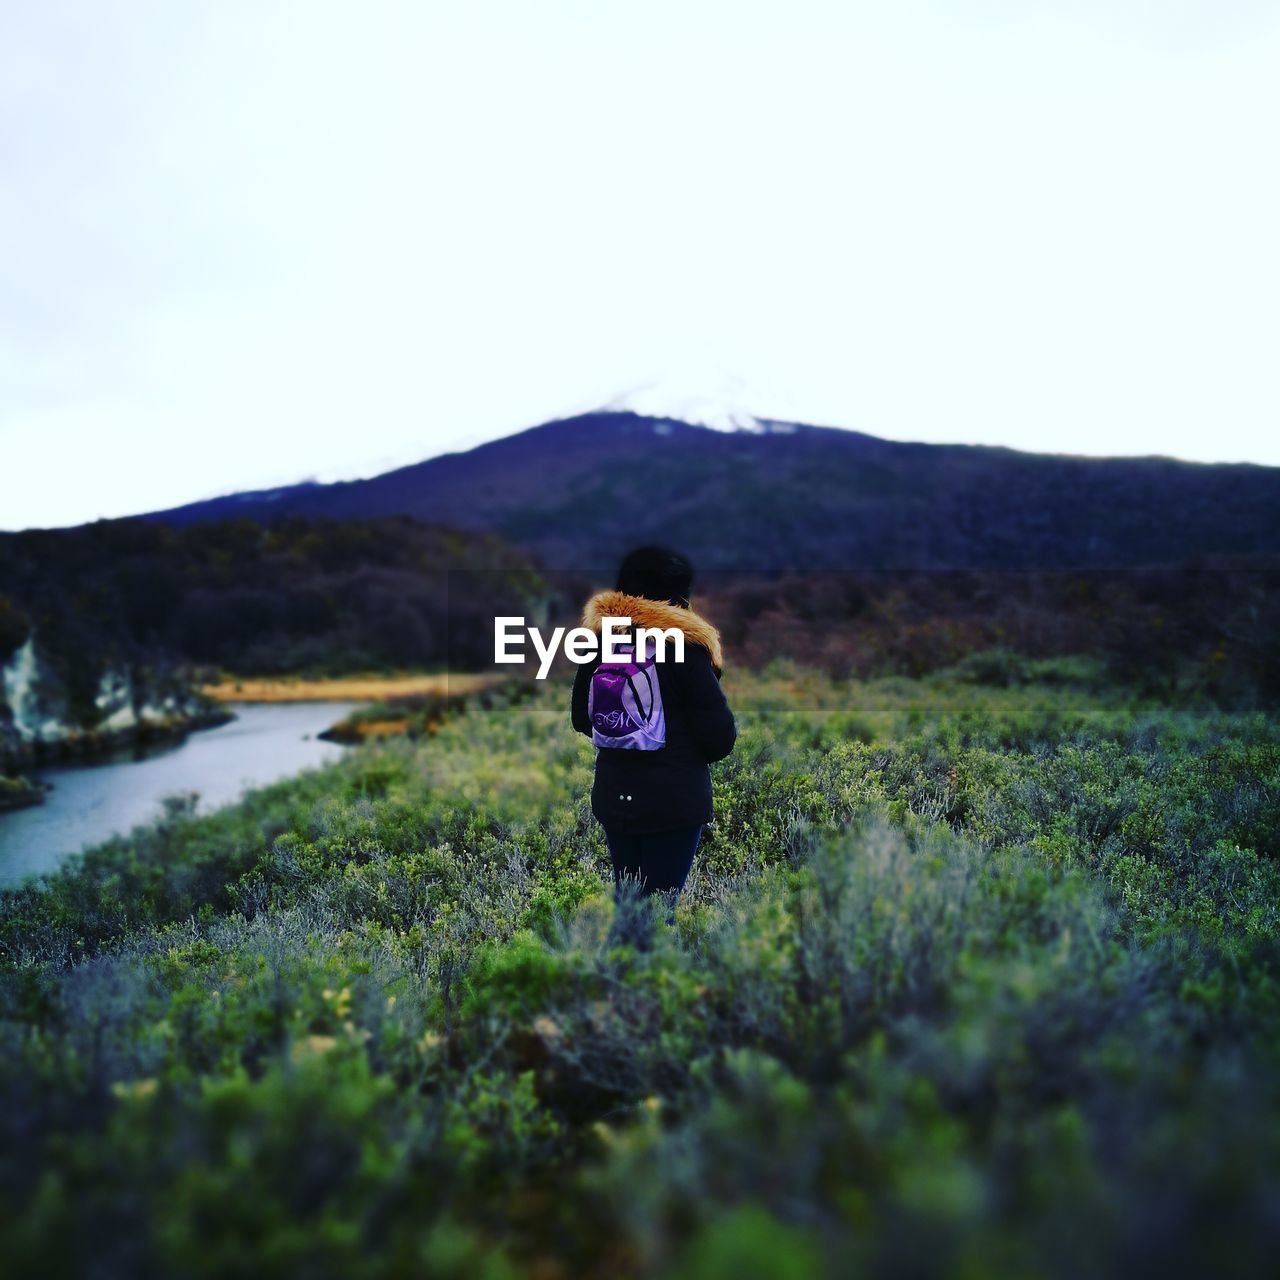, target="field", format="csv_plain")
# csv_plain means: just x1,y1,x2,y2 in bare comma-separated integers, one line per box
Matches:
199,673,504,703
1,663,1278,1278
